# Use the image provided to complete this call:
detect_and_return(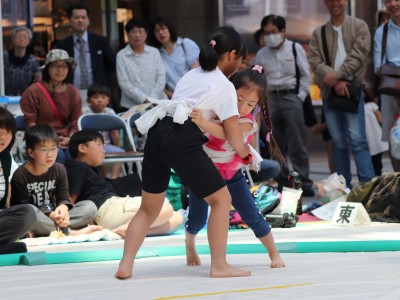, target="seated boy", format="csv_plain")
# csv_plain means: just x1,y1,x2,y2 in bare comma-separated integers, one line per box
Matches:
67,130,183,237
10,124,101,237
